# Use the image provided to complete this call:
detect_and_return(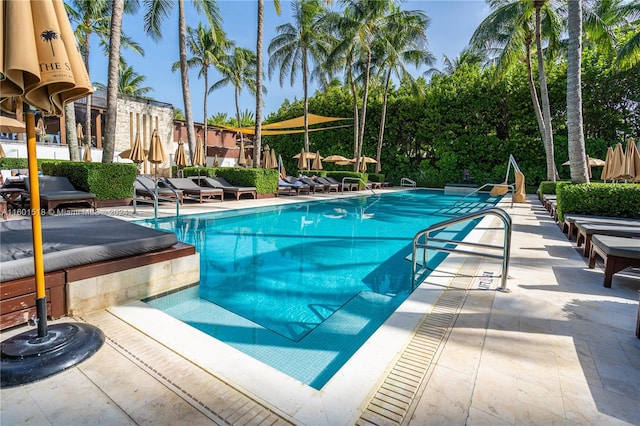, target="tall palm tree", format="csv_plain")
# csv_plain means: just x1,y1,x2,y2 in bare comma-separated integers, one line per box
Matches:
424,48,484,77
96,64,153,97
372,5,434,173
255,0,281,168
104,0,124,164
210,47,259,144
567,0,589,183
143,0,221,163
268,0,333,154
470,0,562,181
174,23,229,148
